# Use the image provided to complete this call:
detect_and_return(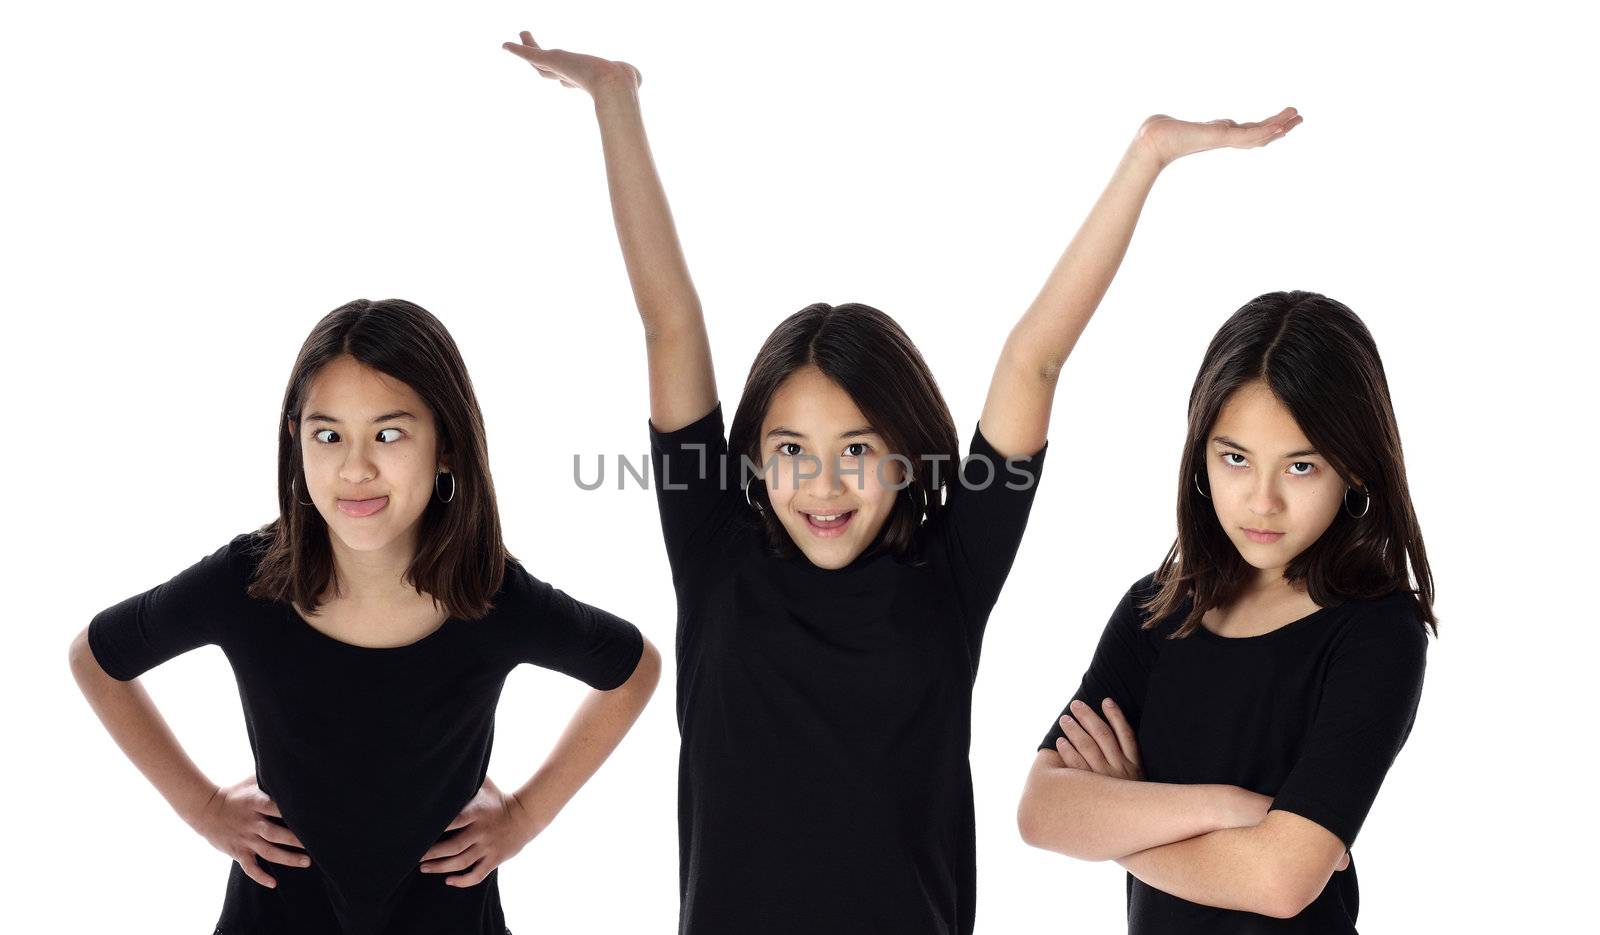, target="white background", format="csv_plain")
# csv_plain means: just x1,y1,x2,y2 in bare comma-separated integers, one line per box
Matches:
6,1,1595,931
